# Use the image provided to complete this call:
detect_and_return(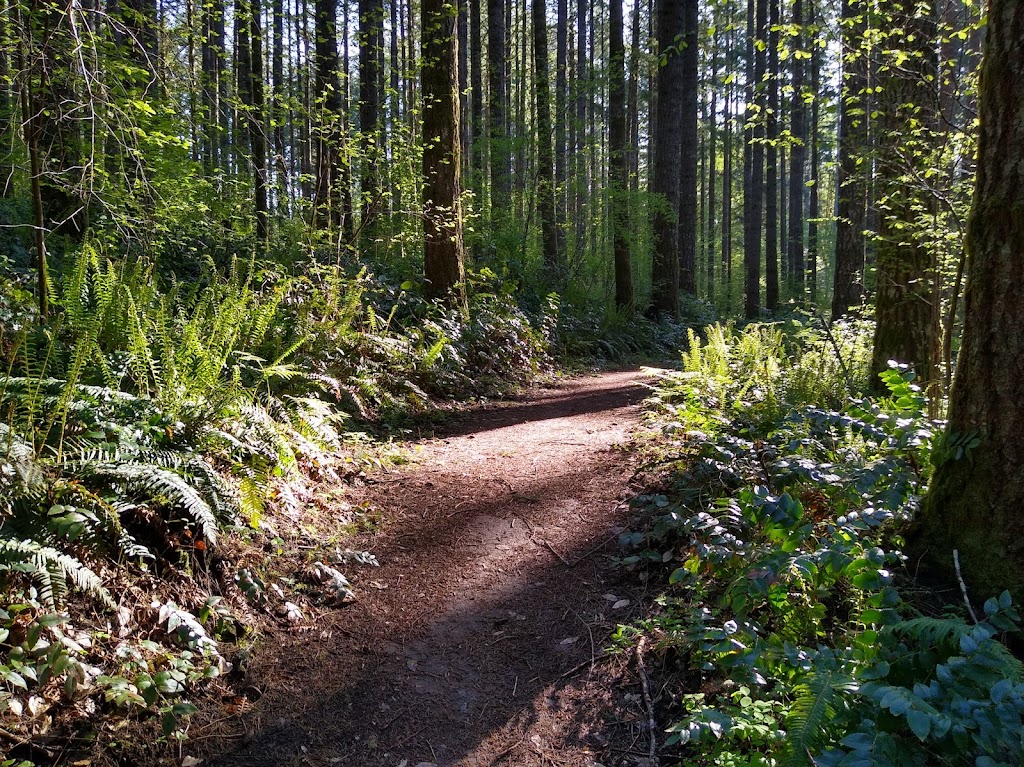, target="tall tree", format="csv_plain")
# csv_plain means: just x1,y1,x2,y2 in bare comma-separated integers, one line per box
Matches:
678,0,699,296
314,0,344,230
609,0,632,309
832,0,868,317
555,0,568,254
786,0,806,294
921,0,1024,599
533,0,559,274
470,0,484,185
743,0,766,317
359,0,383,226
422,0,468,304
764,0,780,310
488,0,509,212
648,0,686,317
870,0,938,382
